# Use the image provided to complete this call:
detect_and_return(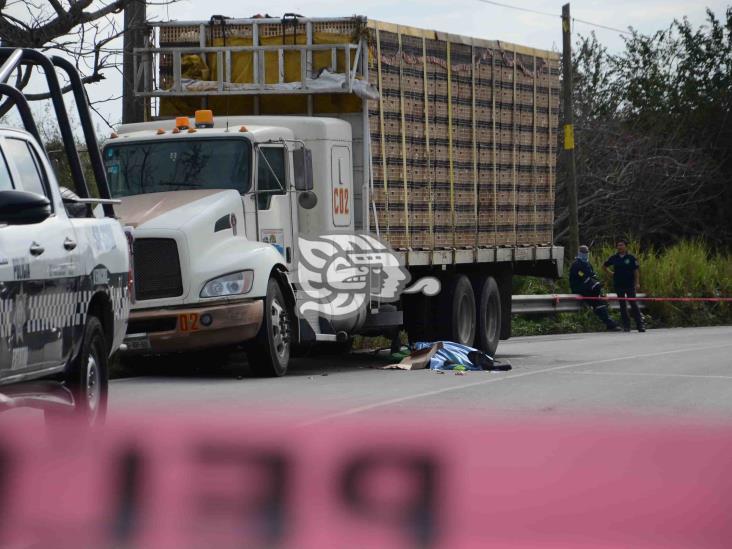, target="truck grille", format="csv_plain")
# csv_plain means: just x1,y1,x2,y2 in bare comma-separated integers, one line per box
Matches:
133,238,183,300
